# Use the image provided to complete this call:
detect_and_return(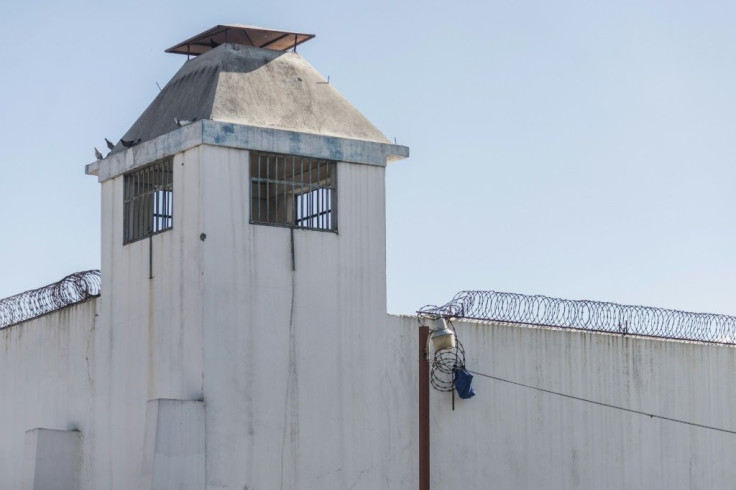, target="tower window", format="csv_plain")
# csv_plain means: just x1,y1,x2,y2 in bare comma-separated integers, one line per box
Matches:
250,151,336,231
123,158,173,244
